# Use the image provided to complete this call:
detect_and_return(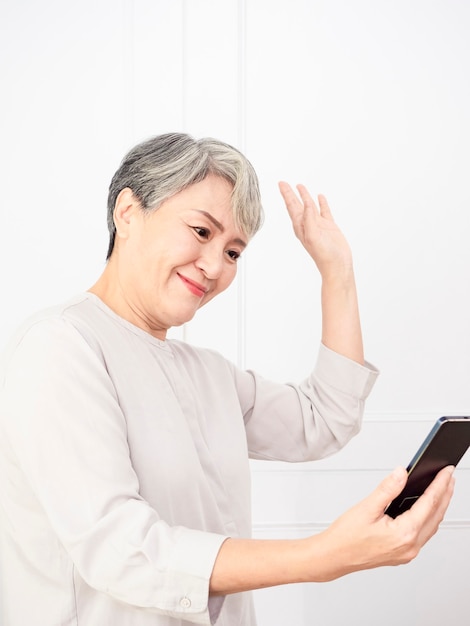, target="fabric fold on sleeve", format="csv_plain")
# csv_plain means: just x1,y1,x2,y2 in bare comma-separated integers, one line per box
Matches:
240,343,379,462
312,343,379,400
